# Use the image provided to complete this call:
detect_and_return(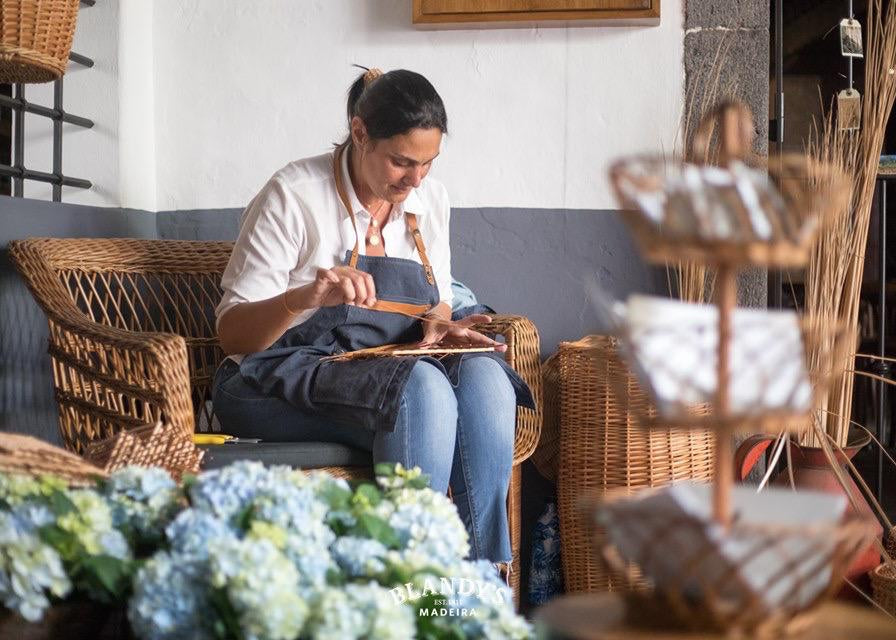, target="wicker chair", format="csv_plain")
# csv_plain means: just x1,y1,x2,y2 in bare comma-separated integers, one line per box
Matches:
9,237,542,601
